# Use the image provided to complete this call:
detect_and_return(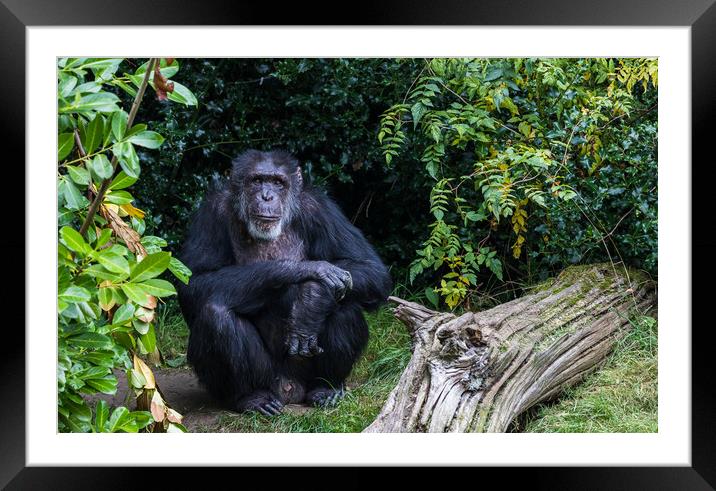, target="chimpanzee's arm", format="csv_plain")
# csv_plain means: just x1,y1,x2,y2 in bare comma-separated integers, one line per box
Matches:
299,190,392,311
177,188,339,316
